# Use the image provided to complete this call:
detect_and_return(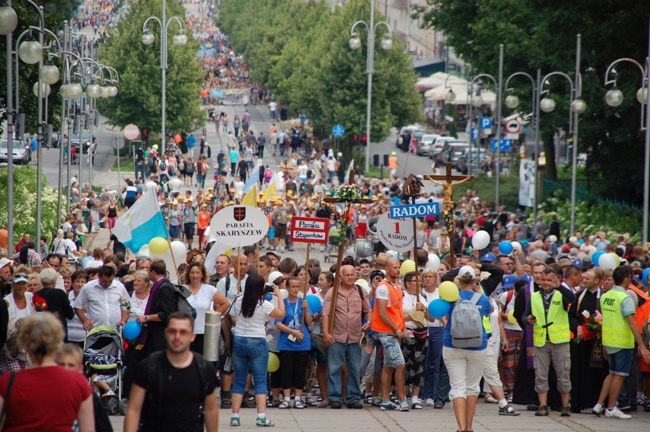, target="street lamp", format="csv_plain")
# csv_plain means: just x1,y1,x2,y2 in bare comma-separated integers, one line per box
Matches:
349,0,392,175
142,0,187,155
603,16,650,243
